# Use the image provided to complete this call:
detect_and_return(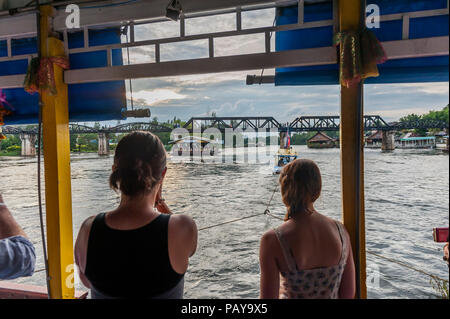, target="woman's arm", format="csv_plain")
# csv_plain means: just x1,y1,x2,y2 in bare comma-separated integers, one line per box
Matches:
0,195,35,279
155,185,172,214
74,216,95,289
168,214,198,274
0,236,35,280
0,194,27,239
338,232,356,299
259,230,280,299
